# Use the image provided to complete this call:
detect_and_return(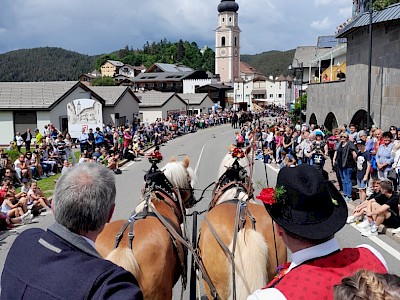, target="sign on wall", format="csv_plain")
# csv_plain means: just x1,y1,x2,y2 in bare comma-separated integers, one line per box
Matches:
67,99,103,138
